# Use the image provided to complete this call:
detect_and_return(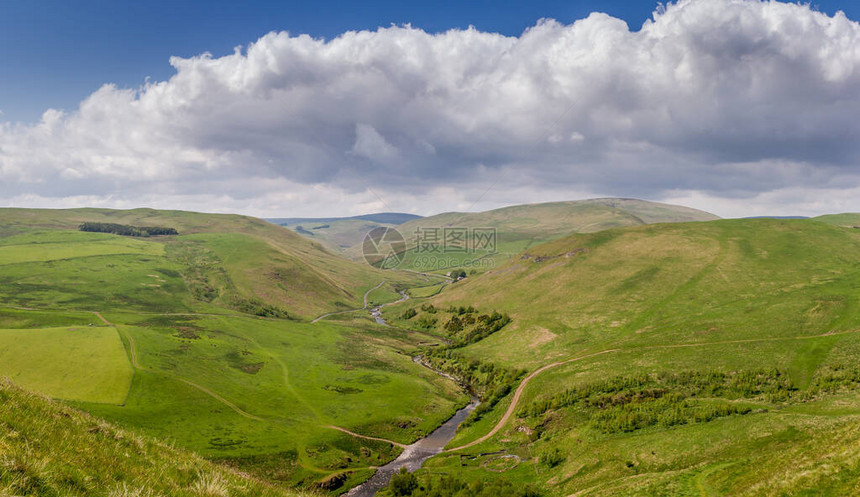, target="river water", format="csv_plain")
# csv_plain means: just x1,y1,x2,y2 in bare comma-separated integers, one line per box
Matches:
370,290,409,325
346,299,478,496
345,397,479,497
